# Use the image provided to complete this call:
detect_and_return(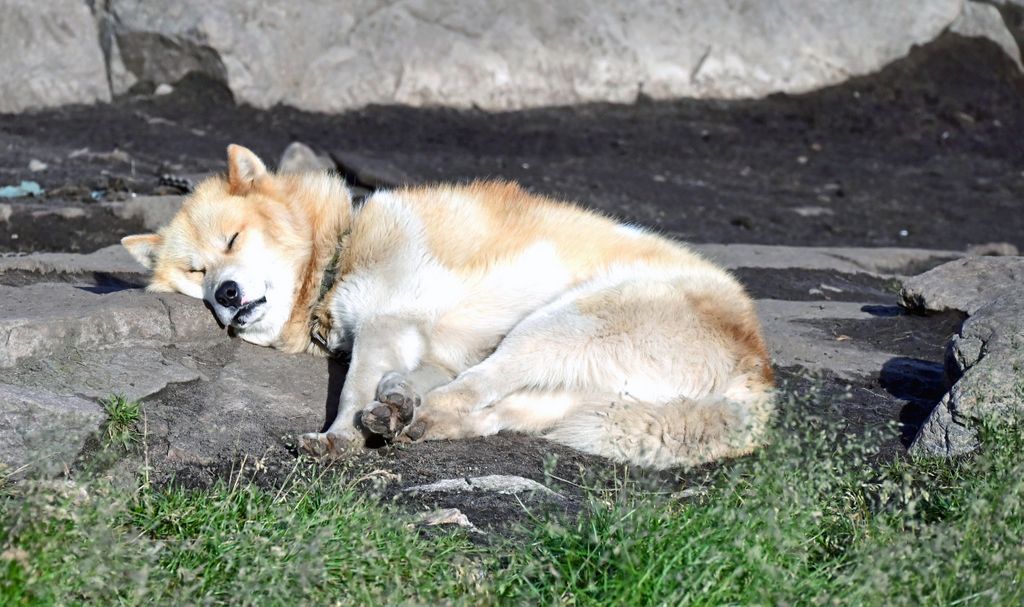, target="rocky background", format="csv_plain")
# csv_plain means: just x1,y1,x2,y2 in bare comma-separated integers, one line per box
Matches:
1,0,1023,522
2,0,1023,113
